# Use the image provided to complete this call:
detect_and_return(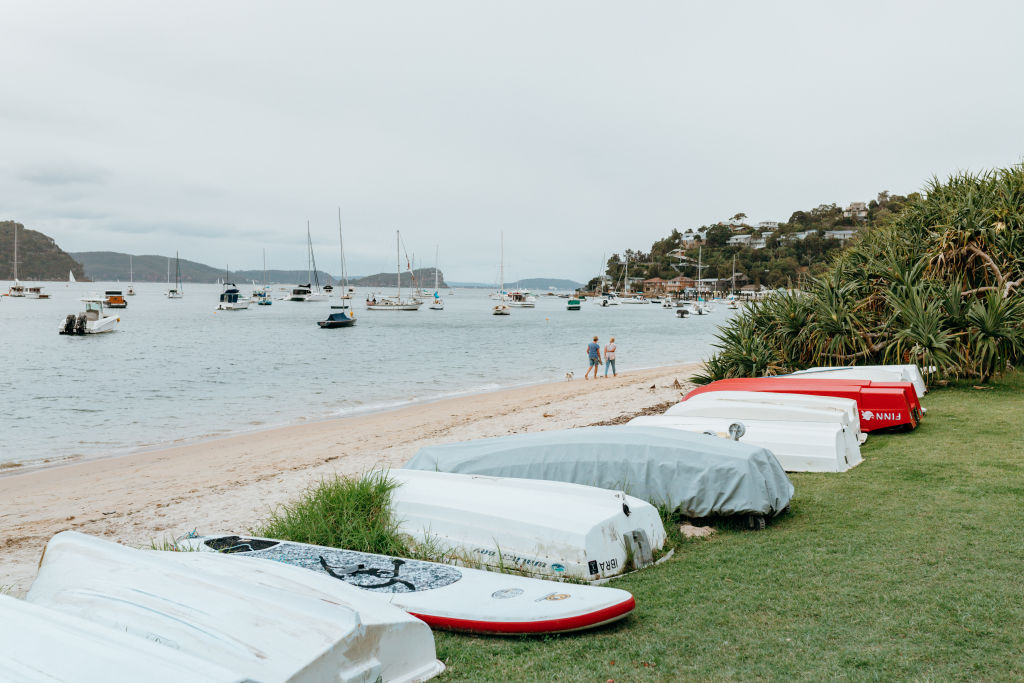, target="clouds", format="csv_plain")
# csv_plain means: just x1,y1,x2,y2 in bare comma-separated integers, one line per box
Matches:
1,1,1023,281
